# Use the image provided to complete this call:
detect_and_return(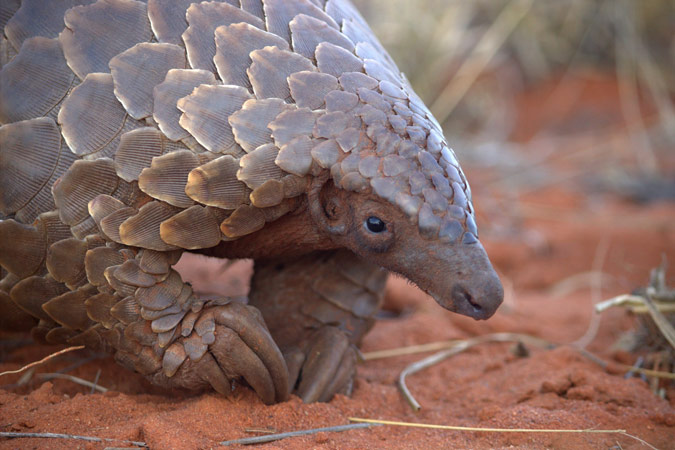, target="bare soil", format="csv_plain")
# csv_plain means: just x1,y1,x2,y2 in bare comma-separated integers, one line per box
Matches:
1,73,674,449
